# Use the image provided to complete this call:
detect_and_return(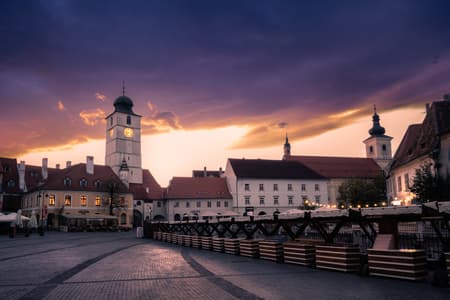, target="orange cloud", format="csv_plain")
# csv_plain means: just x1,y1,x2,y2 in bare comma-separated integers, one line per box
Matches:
141,102,182,133
79,108,106,126
95,92,107,102
57,100,66,111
